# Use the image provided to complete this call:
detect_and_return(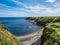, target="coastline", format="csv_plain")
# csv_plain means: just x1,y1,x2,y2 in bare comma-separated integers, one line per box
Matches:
16,19,44,45
0,18,44,45
16,27,44,45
